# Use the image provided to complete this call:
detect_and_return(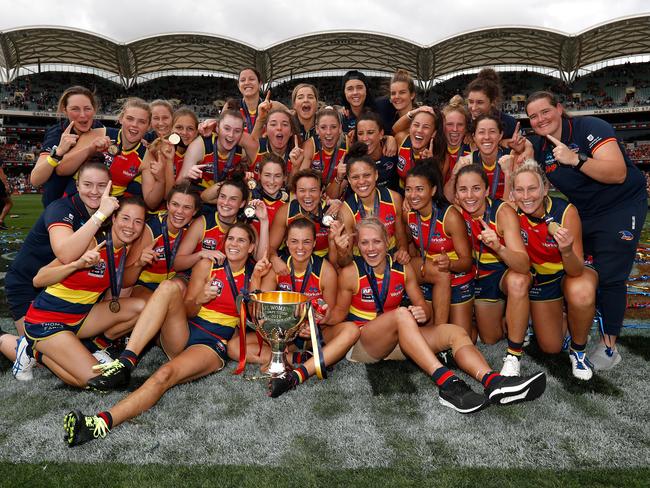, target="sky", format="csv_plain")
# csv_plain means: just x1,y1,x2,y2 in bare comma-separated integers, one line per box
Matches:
0,0,648,47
